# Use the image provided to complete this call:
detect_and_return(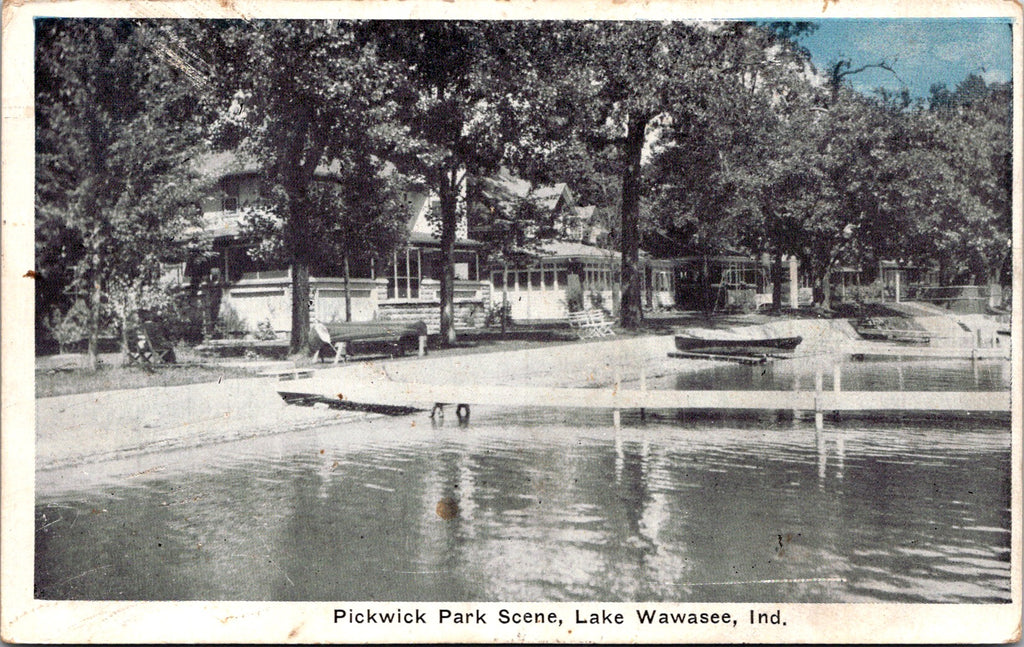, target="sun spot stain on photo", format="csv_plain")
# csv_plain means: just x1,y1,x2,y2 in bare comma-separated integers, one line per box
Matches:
436,497,459,520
